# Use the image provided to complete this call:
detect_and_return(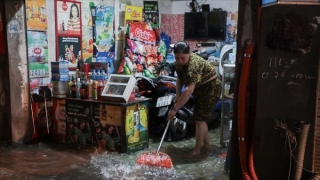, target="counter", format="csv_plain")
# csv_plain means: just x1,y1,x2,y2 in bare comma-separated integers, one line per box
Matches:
52,97,151,153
